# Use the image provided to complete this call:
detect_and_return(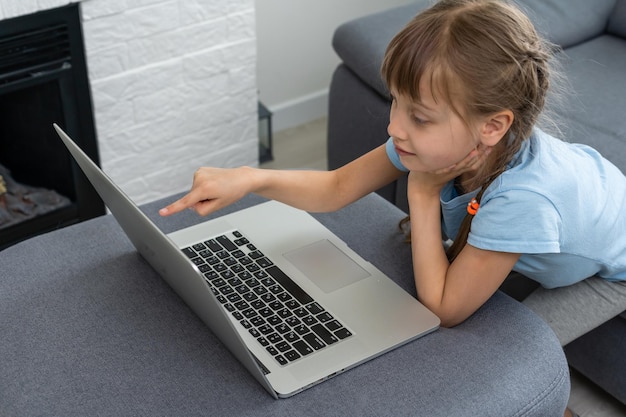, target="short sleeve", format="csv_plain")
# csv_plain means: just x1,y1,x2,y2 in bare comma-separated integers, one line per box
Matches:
385,137,409,172
468,189,562,254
